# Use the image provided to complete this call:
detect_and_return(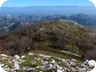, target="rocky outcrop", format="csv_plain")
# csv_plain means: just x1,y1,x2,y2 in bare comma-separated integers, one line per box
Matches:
0,52,91,72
